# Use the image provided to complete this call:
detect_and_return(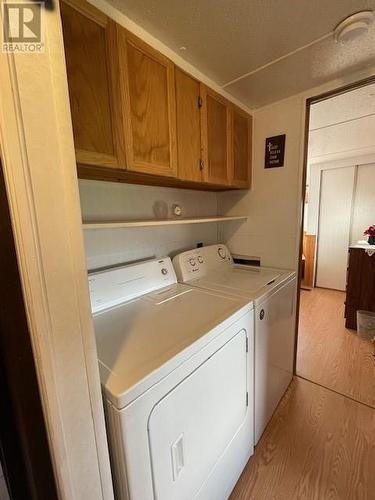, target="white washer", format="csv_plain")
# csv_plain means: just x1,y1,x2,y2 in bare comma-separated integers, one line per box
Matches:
89,257,254,500
173,244,297,444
